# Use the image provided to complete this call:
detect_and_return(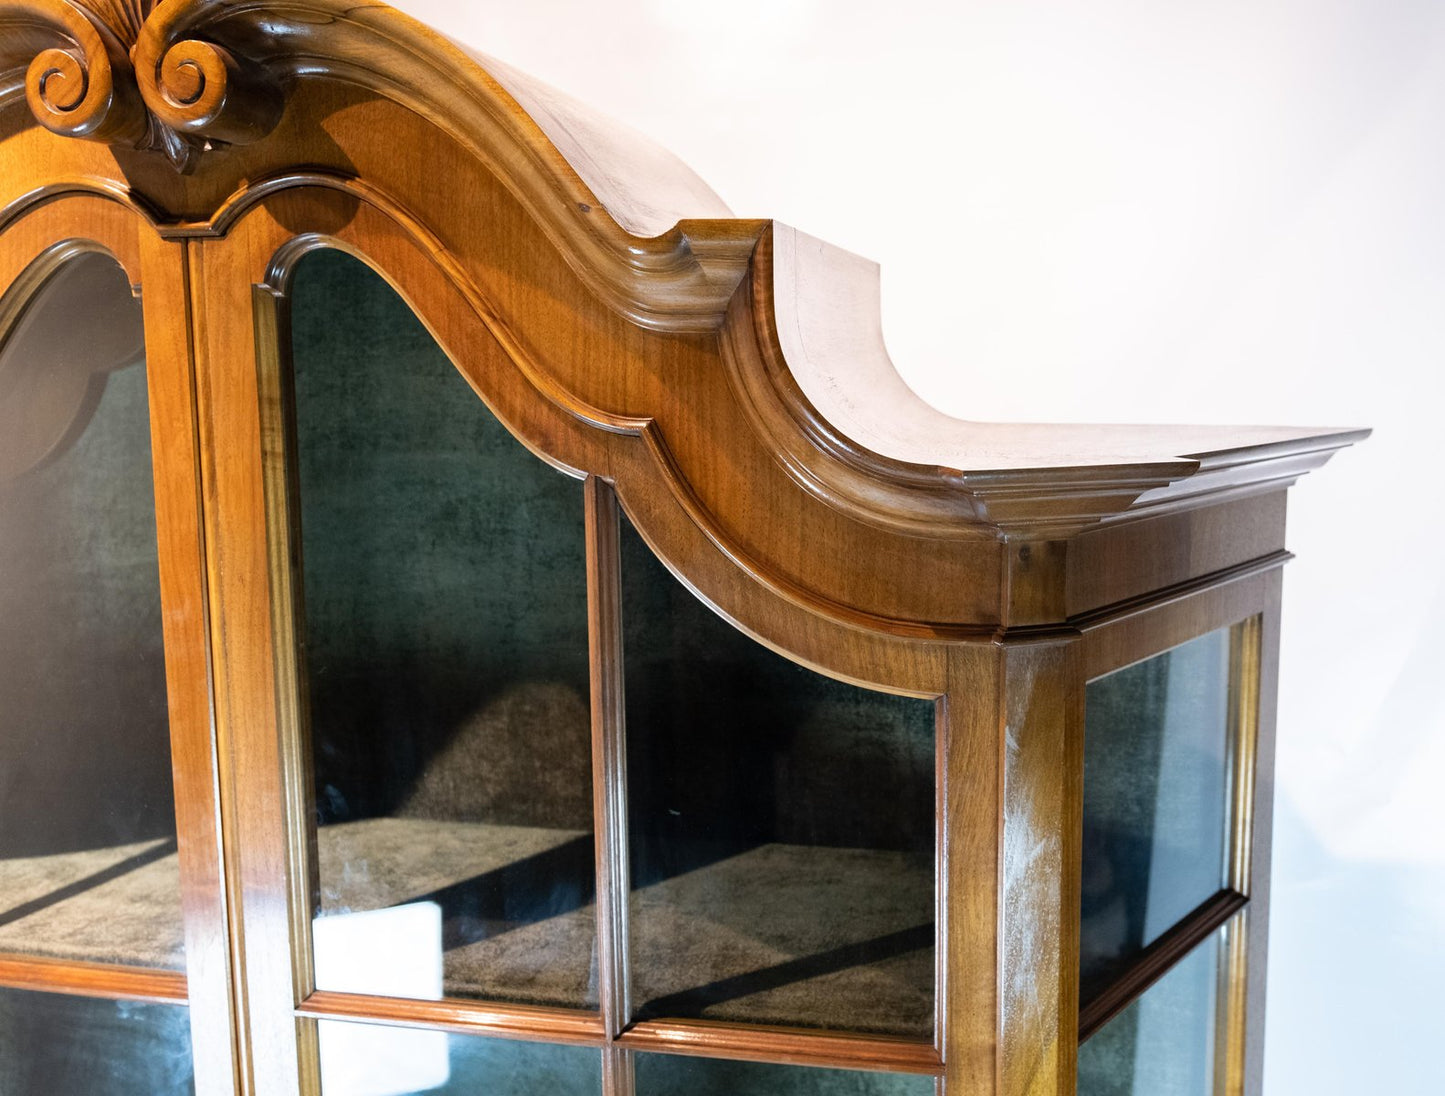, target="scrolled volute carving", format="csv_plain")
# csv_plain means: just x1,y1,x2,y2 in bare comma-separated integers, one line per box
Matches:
17,0,148,145
8,0,282,172
134,5,284,147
